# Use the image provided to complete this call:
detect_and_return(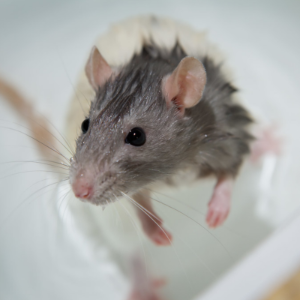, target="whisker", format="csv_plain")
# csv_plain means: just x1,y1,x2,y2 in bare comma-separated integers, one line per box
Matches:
0,160,70,171
150,201,216,276
58,59,87,115
34,159,70,169
122,193,162,224
145,188,205,216
120,191,193,289
131,196,214,276
1,159,69,167
58,189,71,220
145,188,246,238
38,115,75,156
58,188,72,214
108,198,120,228
0,162,68,183
0,117,74,158
148,195,232,258
0,146,71,168
0,178,69,231
0,170,69,180
121,192,170,241
111,200,123,228
20,177,53,194
0,144,38,150
117,197,149,283
62,193,71,221
0,126,70,164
